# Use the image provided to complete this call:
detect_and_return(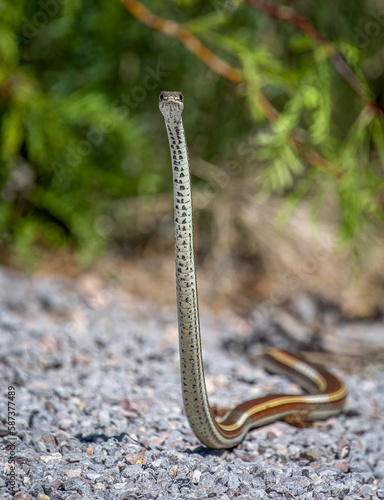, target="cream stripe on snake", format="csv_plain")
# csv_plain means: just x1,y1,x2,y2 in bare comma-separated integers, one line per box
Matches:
159,91,347,449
